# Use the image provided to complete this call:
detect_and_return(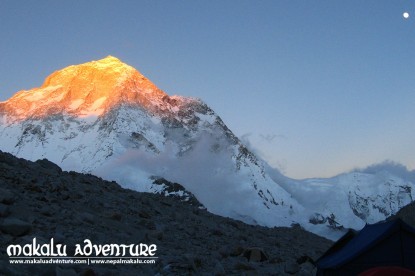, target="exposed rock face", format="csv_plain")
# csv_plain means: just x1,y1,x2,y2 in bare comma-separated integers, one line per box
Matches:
0,151,332,275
